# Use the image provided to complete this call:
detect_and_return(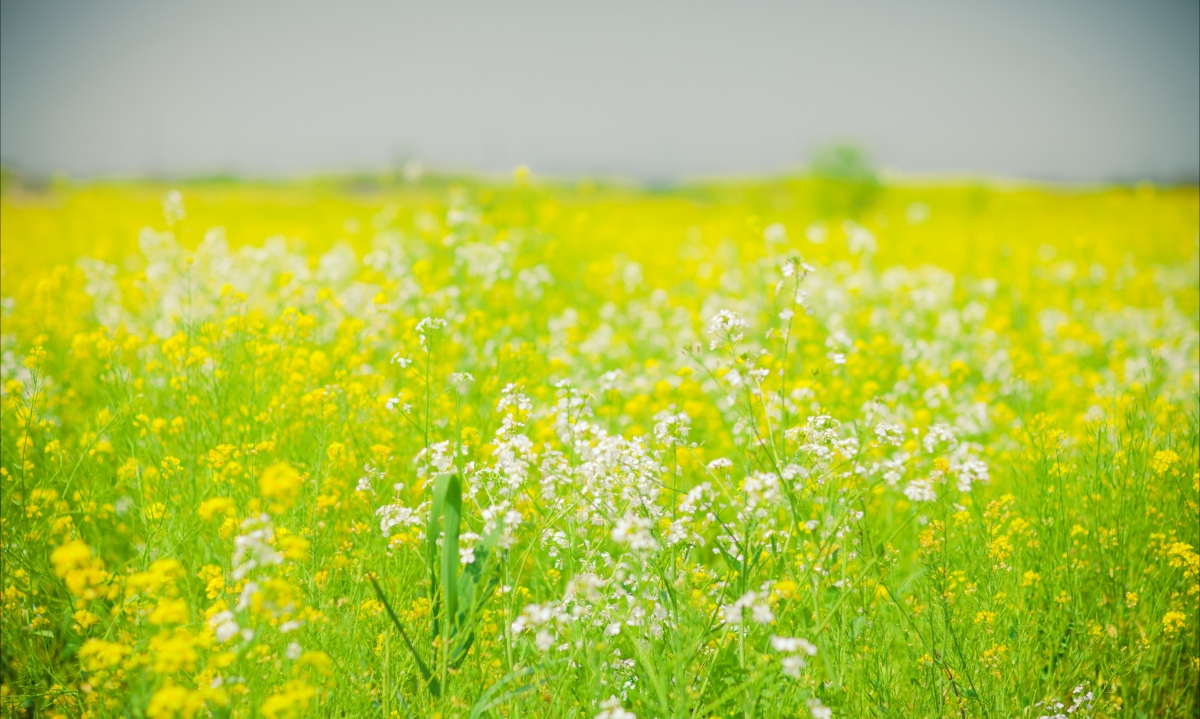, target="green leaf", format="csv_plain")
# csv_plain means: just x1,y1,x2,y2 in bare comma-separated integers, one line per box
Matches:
369,576,441,697
435,472,462,641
